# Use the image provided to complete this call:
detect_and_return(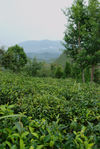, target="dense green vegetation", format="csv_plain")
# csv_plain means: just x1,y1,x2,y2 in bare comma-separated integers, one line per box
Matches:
0,71,99,148
1,45,27,72
63,0,100,82
54,53,68,68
